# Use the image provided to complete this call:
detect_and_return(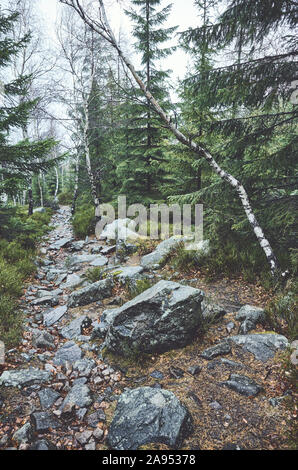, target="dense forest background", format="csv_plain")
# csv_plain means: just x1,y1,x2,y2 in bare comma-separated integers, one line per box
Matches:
0,0,297,286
